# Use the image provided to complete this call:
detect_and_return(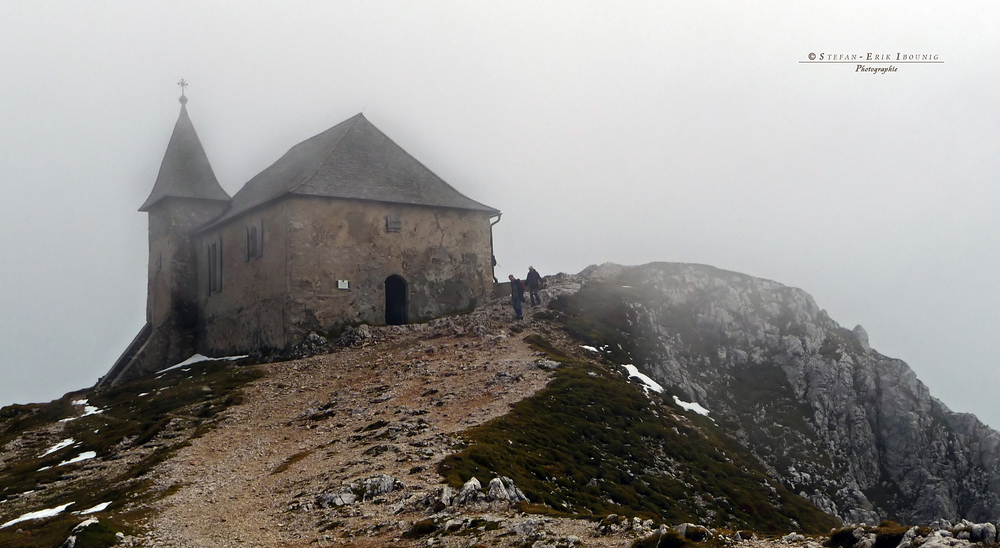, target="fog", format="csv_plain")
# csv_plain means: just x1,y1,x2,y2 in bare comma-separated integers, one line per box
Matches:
2,2,998,426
